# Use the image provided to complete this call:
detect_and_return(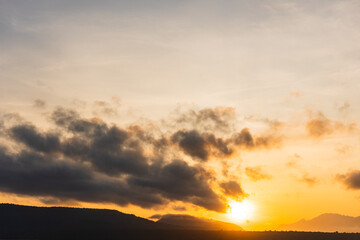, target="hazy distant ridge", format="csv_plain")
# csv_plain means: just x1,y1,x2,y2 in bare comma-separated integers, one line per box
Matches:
279,213,360,232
